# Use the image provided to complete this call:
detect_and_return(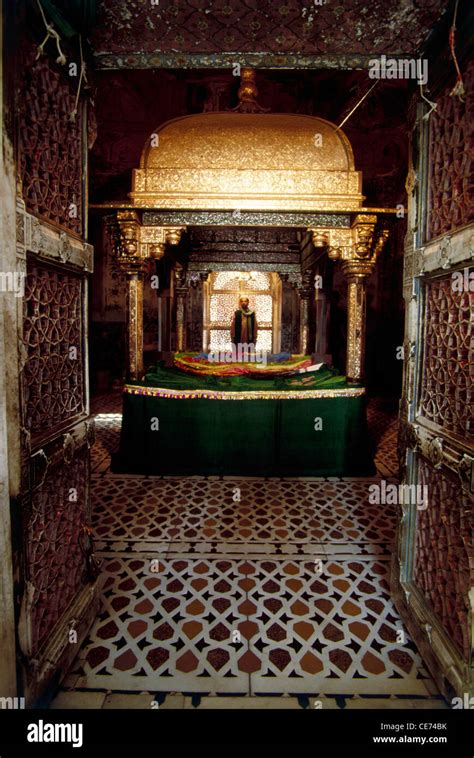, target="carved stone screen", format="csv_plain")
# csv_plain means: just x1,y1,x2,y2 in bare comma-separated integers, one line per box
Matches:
418,271,473,441
210,294,238,325
427,61,474,241
18,43,83,236
207,271,273,352
23,261,86,441
413,458,471,661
